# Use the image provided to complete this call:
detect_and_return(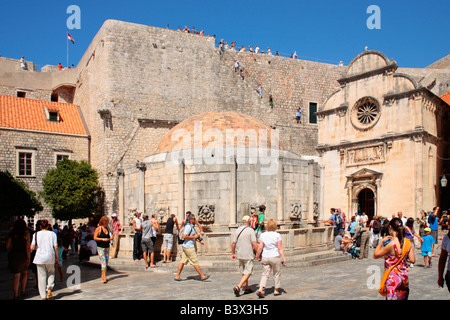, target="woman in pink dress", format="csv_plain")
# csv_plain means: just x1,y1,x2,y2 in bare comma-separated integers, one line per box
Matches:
373,217,415,300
